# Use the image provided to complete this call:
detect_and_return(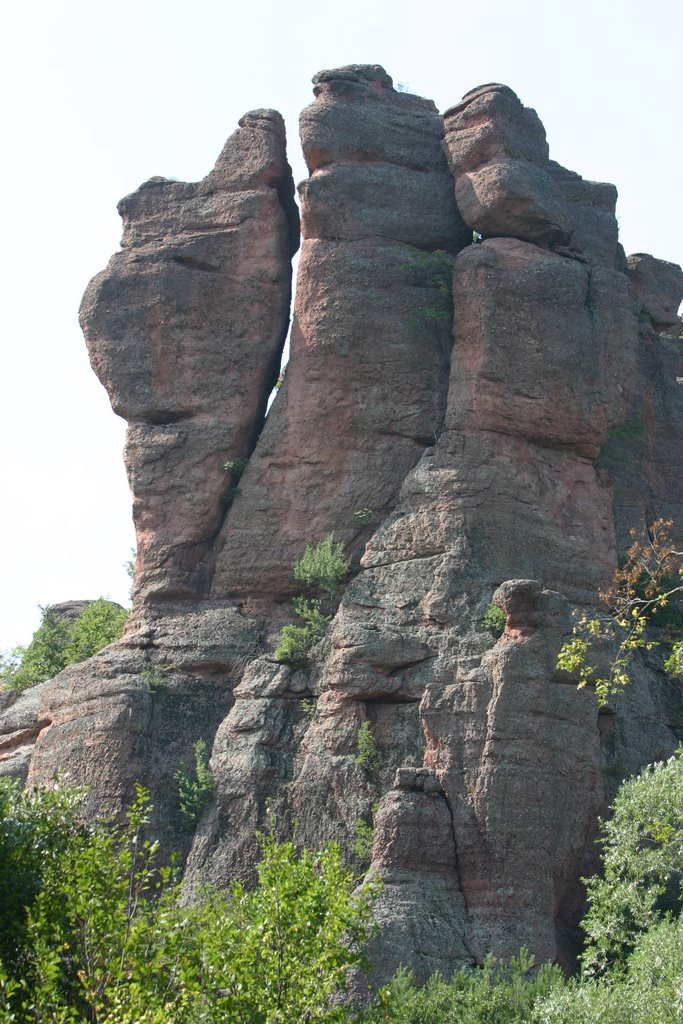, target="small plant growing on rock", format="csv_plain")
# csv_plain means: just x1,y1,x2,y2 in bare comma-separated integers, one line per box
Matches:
291,532,350,605
351,817,375,866
482,603,506,639
355,720,382,774
174,738,213,829
222,456,248,478
353,507,375,527
141,666,171,692
275,599,330,667
275,533,350,667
